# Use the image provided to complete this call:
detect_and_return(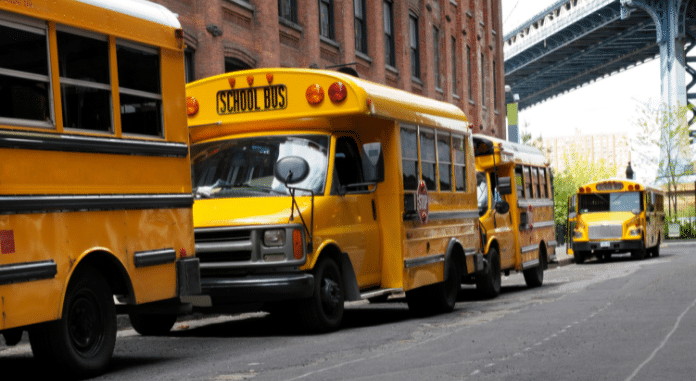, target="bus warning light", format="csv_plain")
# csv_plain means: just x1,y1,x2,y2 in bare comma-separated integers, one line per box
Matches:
247,76,254,86
328,82,347,103
306,84,324,105
266,74,274,84
186,97,199,116
228,78,236,88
